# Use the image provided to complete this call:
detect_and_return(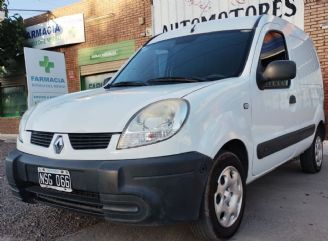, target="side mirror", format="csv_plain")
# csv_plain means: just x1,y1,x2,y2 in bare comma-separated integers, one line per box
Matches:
262,60,296,82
